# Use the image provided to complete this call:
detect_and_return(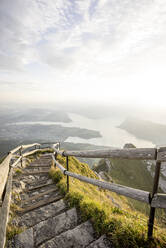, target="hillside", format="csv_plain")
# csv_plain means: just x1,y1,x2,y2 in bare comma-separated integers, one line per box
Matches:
50,153,166,247
118,117,166,145
94,157,156,215
93,142,166,221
